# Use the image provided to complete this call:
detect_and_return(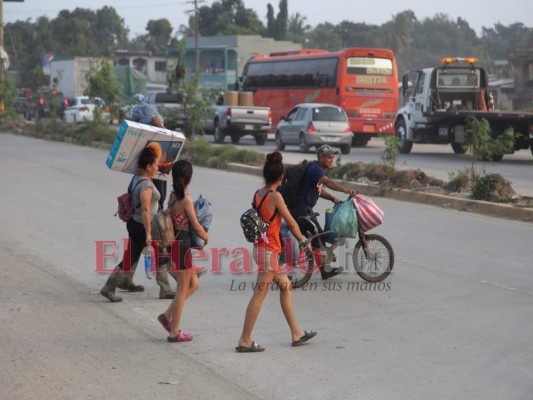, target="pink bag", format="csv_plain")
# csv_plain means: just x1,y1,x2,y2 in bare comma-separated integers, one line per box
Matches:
353,194,384,232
